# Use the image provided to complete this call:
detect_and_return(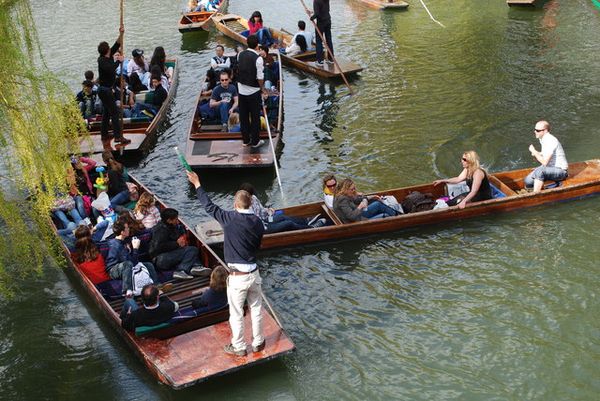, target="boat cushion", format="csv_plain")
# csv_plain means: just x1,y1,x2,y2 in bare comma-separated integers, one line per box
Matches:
490,183,506,198
134,304,229,336
135,91,154,104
